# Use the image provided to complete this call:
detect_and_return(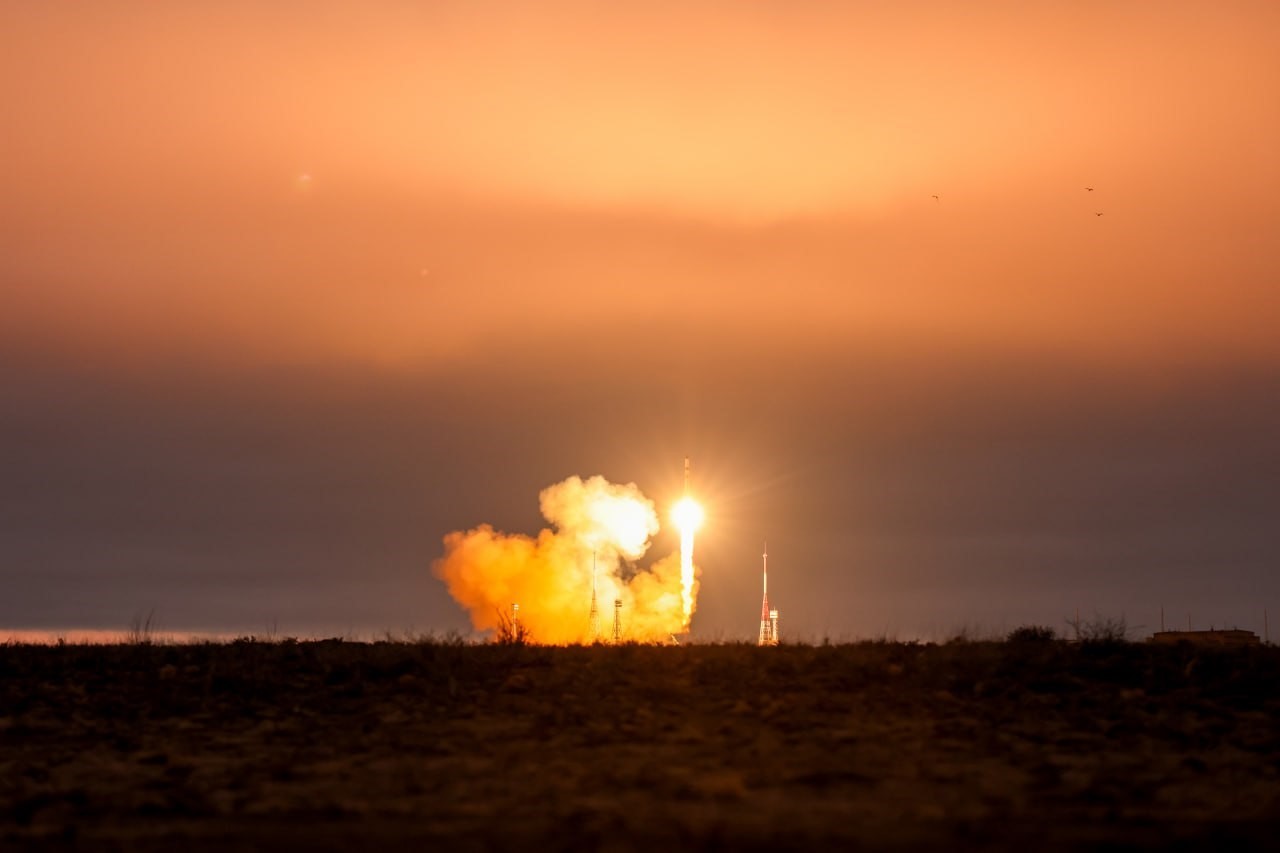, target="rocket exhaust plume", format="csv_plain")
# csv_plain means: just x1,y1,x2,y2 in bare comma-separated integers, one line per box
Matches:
433,475,700,643
670,456,704,625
